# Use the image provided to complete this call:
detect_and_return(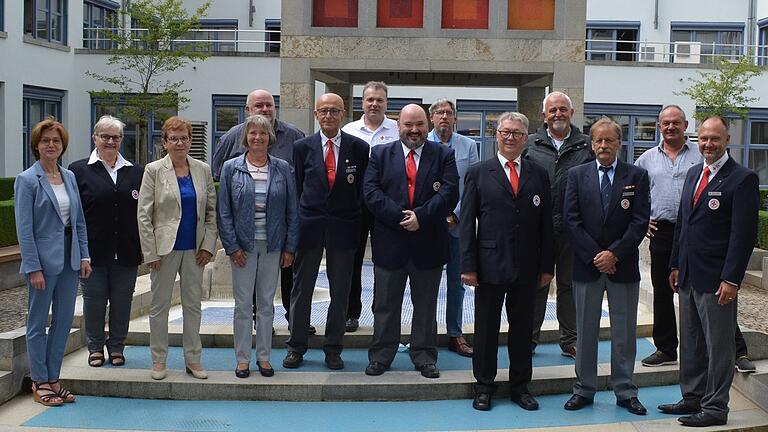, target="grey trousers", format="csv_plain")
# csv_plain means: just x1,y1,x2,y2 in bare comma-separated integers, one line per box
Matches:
573,274,639,400
678,283,737,421
81,260,138,354
149,249,203,365
532,234,577,351
368,262,442,367
232,240,280,363
287,245,355,355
